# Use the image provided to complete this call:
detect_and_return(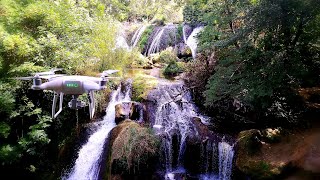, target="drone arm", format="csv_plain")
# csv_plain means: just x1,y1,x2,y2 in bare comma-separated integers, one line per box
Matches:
88,91,95,119
52,92,64,119
83,80,103,91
